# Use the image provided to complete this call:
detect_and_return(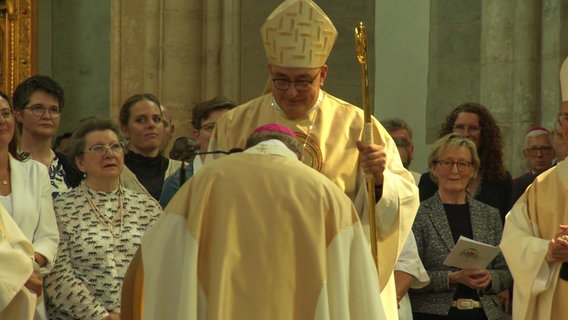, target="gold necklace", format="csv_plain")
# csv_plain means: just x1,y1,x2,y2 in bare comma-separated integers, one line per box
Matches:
81,182,124,238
